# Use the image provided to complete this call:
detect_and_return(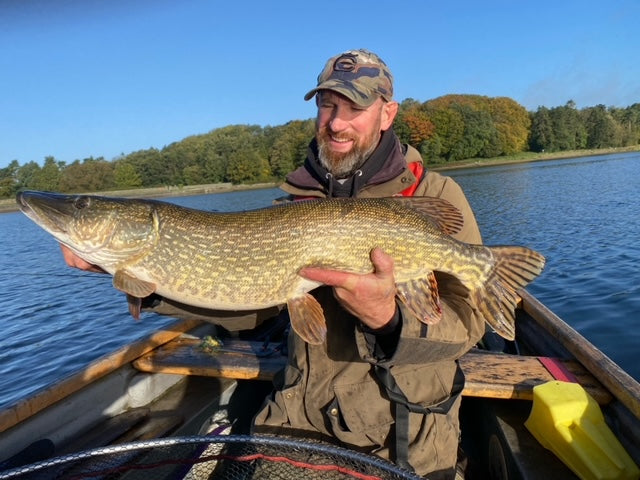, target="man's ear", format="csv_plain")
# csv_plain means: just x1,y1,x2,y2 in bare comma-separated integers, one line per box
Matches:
381,101,399,130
